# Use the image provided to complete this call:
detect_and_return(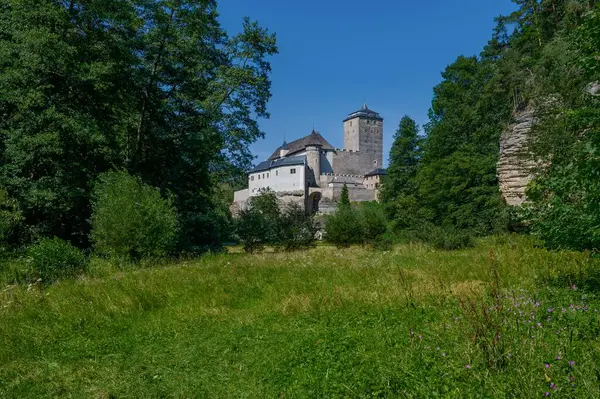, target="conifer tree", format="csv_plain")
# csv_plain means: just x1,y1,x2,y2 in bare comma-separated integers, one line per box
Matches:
339,184,351,209
380,116,421,203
